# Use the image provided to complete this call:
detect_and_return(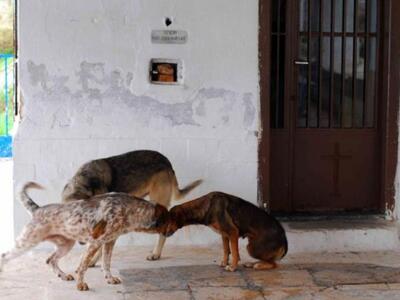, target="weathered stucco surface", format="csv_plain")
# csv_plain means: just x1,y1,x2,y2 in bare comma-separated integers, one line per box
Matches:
14,0,260,245
13,0,400,247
